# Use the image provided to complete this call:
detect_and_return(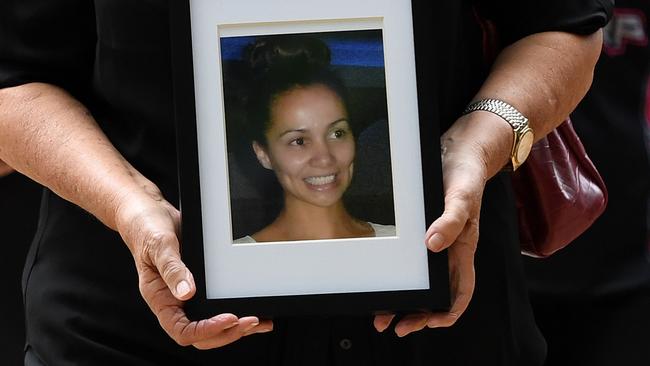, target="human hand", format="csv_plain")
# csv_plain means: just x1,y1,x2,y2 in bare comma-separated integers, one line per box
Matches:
114,185,273,349
0,159,14,177
374,112,511,336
